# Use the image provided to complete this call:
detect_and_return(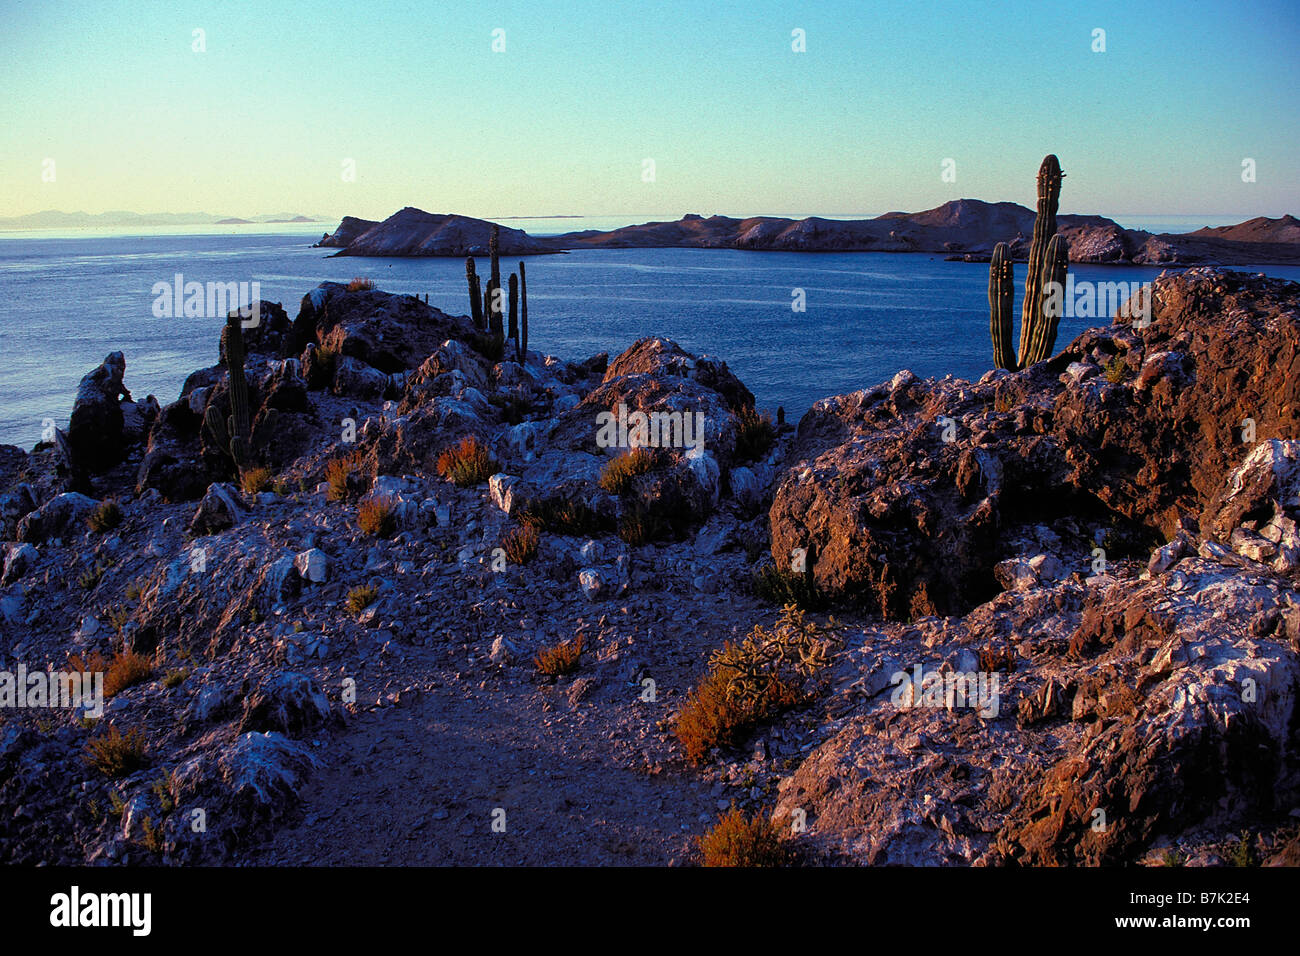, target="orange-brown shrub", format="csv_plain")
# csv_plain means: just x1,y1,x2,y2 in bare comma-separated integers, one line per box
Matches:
436,436,498,486
698,806,789,867
534,636,583,677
